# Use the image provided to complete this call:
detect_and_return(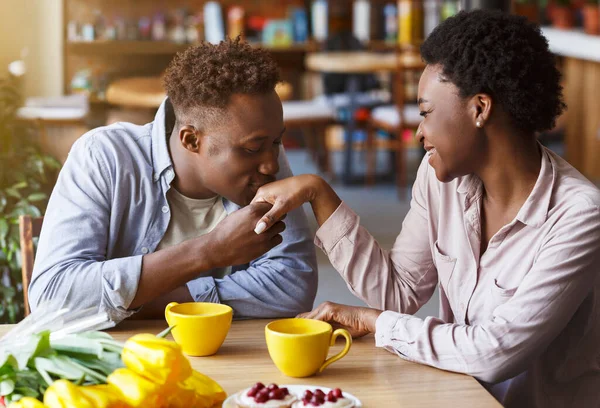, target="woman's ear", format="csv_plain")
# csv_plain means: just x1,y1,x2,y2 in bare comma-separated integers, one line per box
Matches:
179,125,201,153
469,93,493,128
